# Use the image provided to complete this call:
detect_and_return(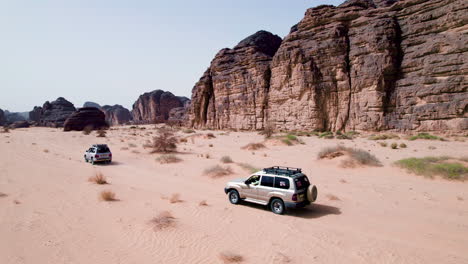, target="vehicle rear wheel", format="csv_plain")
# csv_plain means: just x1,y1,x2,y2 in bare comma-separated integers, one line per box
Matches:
270,198,285,215
228,190,240,204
